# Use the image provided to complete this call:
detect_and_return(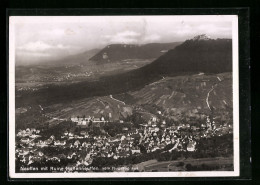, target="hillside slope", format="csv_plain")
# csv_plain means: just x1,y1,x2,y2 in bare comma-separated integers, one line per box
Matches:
89,42,181,63
16,36,233,107
22,73,232,126
140,38,232,75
